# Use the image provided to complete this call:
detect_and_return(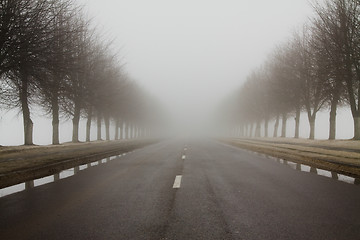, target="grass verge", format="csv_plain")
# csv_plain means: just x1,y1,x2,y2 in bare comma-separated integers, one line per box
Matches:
0,139,158,188
220,138,360,178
